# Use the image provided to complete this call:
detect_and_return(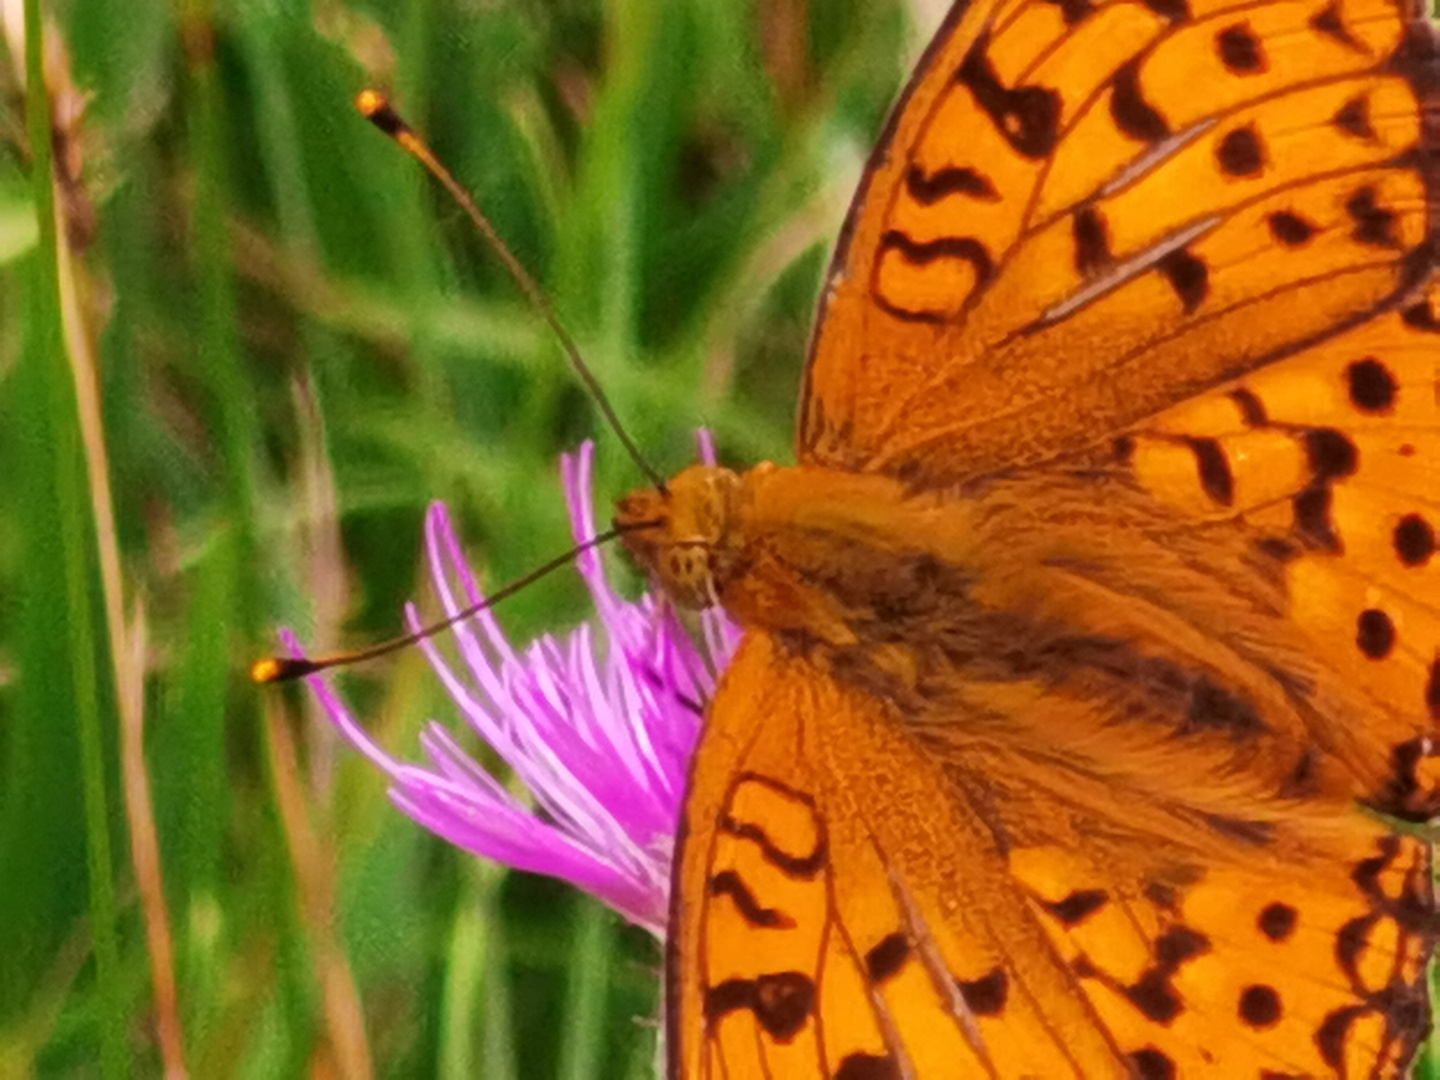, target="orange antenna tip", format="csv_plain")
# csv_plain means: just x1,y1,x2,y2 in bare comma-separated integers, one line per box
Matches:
355,88,410,140
354,87,385,115
251,656,321,684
